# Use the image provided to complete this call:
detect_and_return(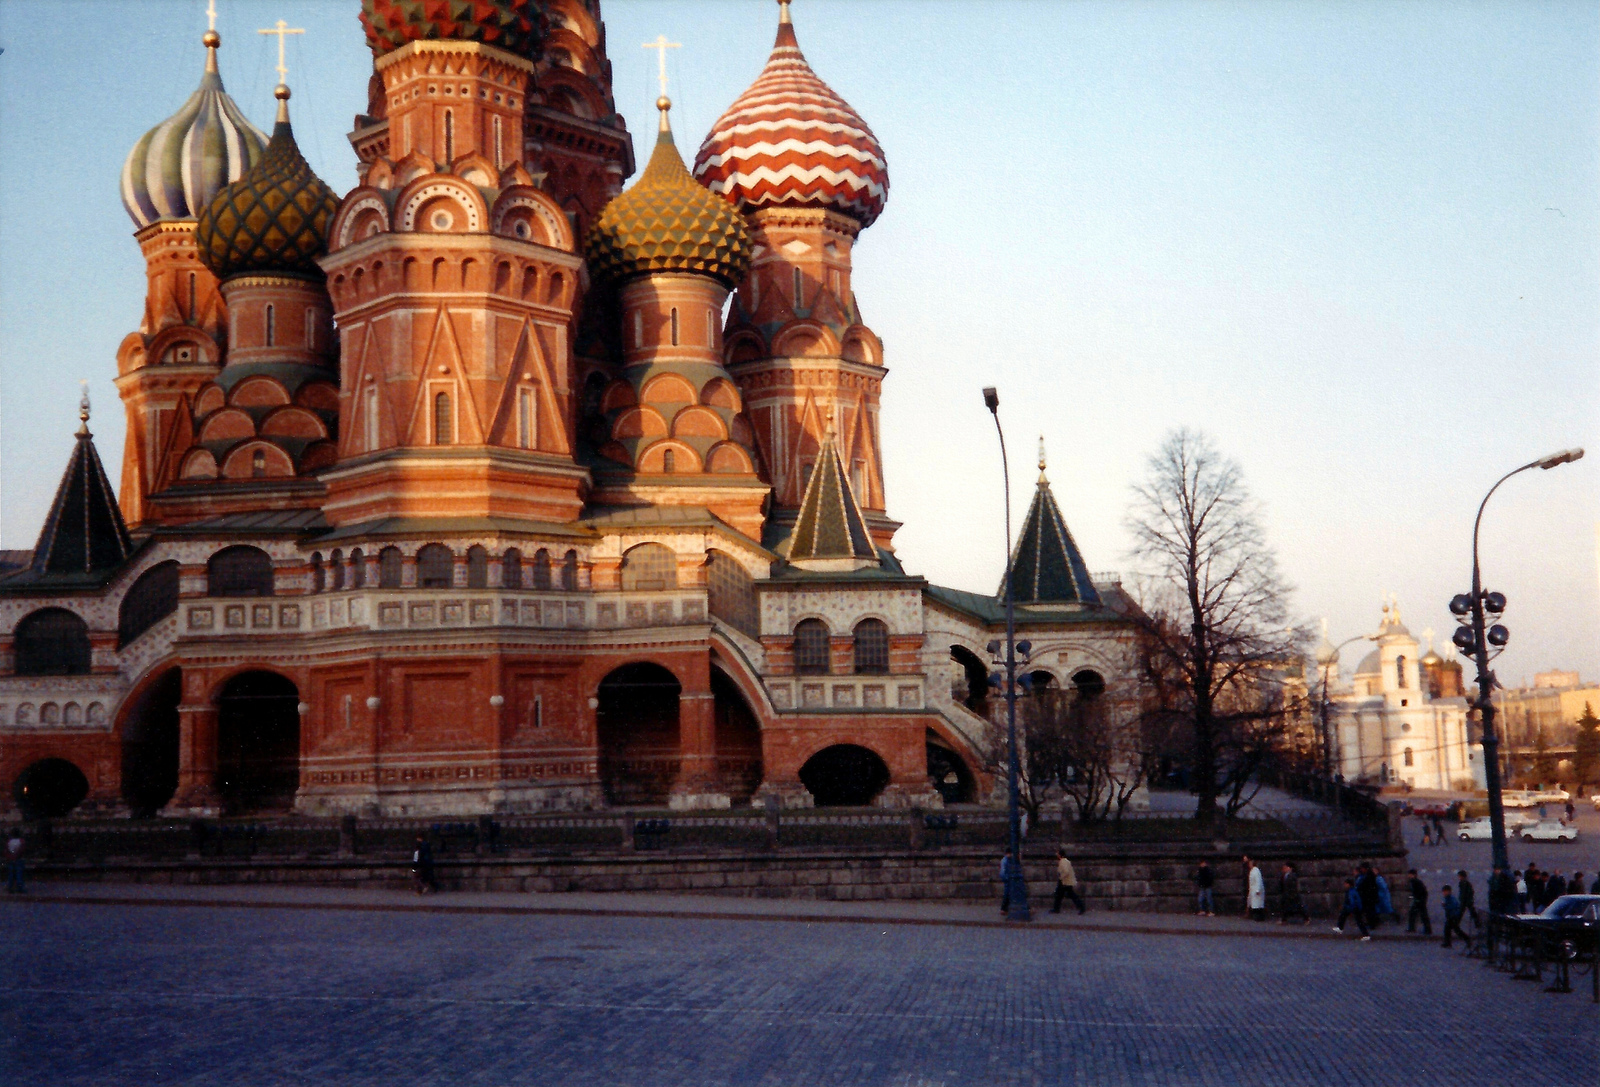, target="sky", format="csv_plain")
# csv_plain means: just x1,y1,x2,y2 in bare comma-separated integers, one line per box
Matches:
0,0,1596,683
